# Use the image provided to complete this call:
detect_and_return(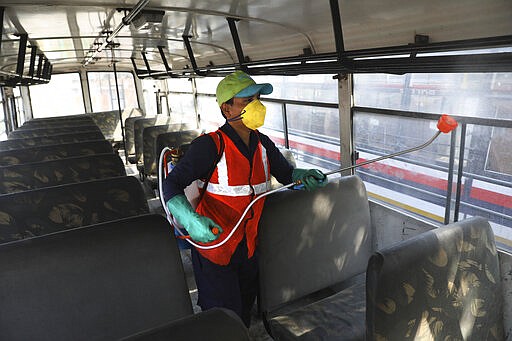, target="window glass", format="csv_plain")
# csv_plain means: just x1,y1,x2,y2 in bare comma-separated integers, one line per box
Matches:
197,95,223,131
258,74,338,103
168,93,196,124
354,112,454,223
88,72,138,112
167,77,193,93
354,73,512,120
286,104,340,170
353,70,512,247
195,77,220,95
30,73,85,118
